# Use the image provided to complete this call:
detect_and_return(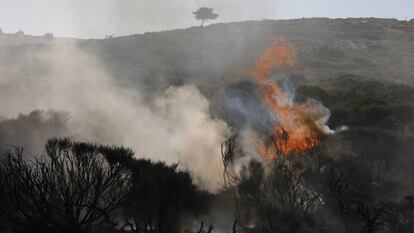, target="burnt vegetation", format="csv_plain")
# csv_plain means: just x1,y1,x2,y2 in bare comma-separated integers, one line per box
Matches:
0,19,414,233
